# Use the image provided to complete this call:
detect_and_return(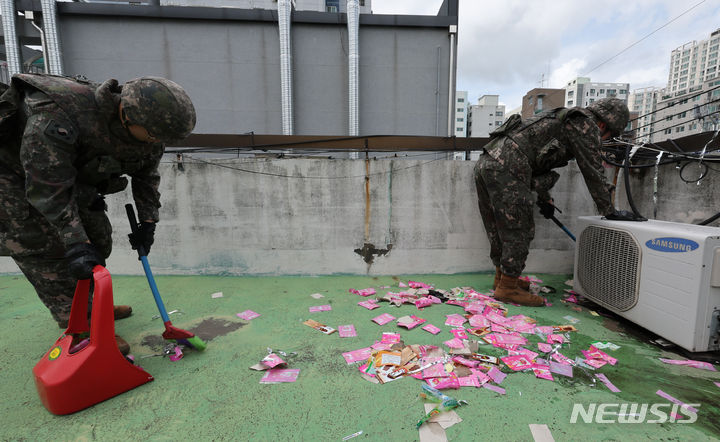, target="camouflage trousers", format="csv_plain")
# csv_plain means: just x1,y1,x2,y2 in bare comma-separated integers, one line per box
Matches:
474,154,535,277
0,165,112,325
